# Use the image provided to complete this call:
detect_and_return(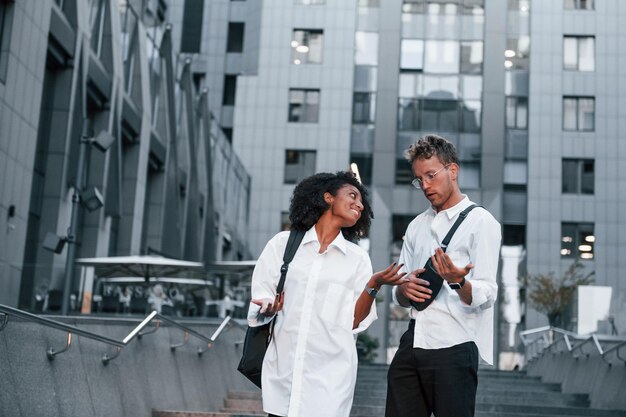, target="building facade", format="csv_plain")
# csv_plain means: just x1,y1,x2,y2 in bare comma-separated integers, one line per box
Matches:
1,0,624,366
230,0,625,364
0,0,251,312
